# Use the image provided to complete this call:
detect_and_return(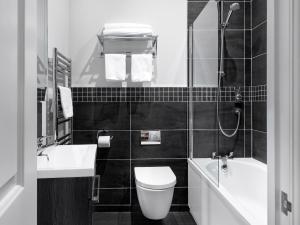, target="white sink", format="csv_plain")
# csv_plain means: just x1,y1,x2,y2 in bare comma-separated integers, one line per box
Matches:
37,144,97,179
